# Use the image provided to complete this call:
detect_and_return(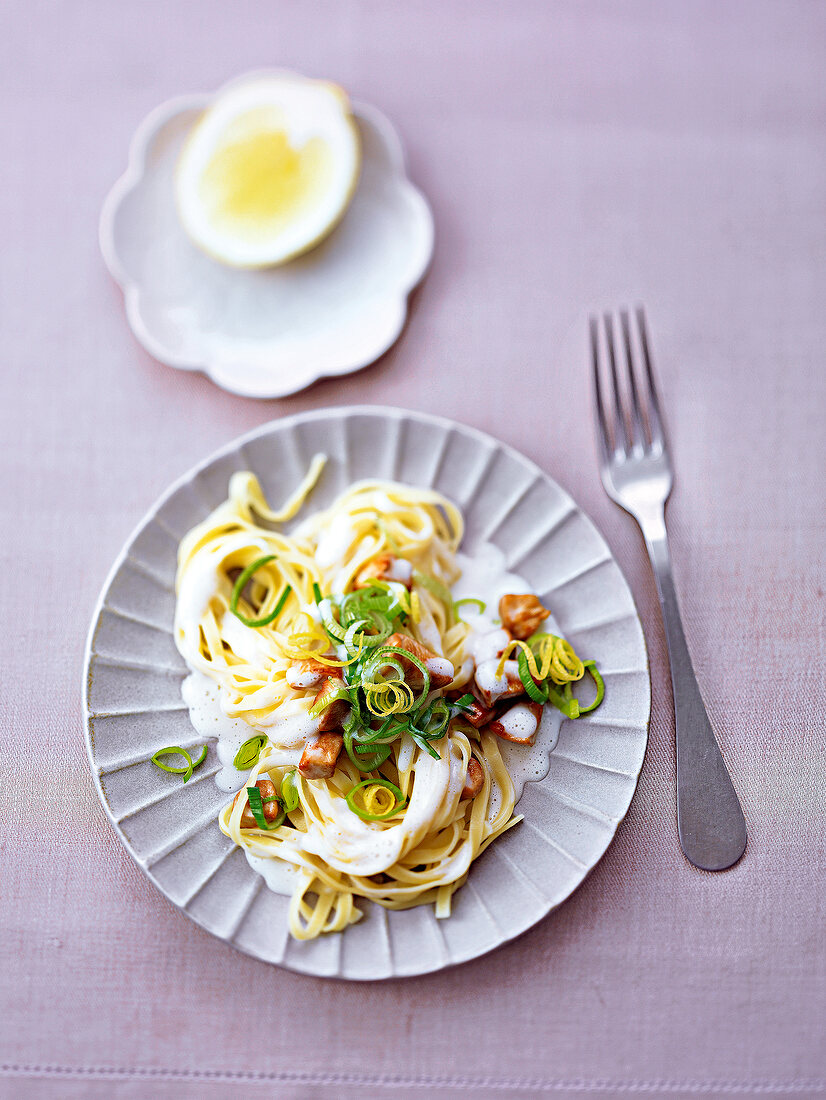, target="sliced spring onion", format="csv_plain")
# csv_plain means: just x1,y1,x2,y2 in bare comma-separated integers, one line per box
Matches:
279,769,300,812
409,732,441,760
246,785,286,830
517,648,549,704
545,685,580,720
151,744,207,783
576,661,605,714
346,778,407,822
233,735,267,770
230,555,291,628
318,600,348,642
413,570,454,610
454,597,486,615
312,582,322,604
344,729,393,772
450,693,476,714
308,679,351,718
